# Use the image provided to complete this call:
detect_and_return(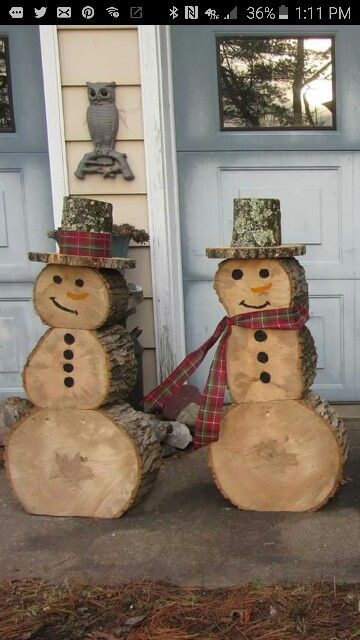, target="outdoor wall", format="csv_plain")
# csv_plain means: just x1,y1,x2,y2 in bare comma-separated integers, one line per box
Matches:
57,25,156,394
